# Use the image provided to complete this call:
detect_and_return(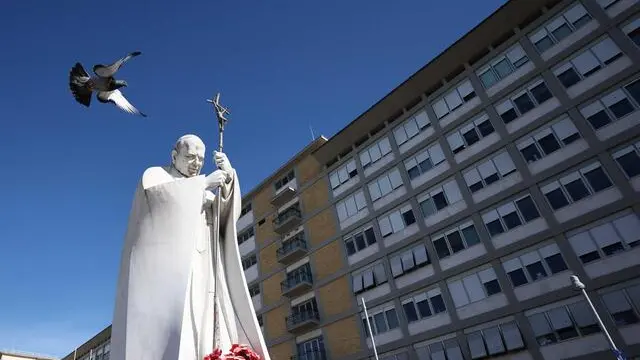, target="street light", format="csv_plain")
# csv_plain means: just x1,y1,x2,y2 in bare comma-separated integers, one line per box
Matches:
570,275,626,360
